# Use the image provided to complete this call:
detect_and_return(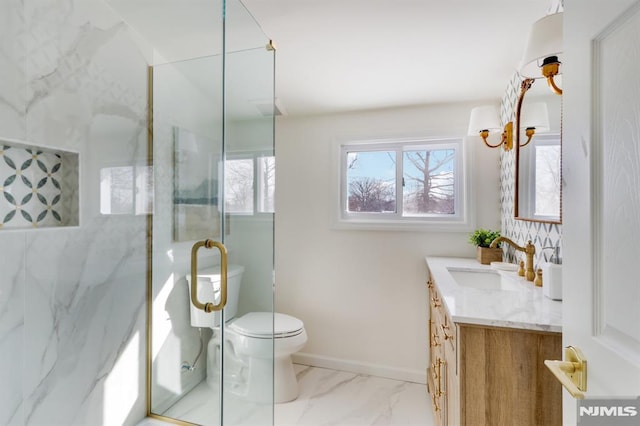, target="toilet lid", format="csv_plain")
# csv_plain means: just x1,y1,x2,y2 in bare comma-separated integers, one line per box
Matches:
229,312,304,339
